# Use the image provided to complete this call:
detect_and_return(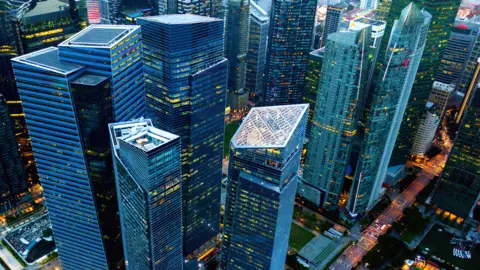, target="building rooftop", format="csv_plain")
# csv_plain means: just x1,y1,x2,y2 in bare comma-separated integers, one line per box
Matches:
232,104,308,148
352,17,386,27
432,81,455,92
71,74,109,86
109,119,179,153
310,48,325,58
138,14,222,25
24,0,67,18
250,1,268,20
60,25,139,48
12,47,83,75
298,234,335,265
